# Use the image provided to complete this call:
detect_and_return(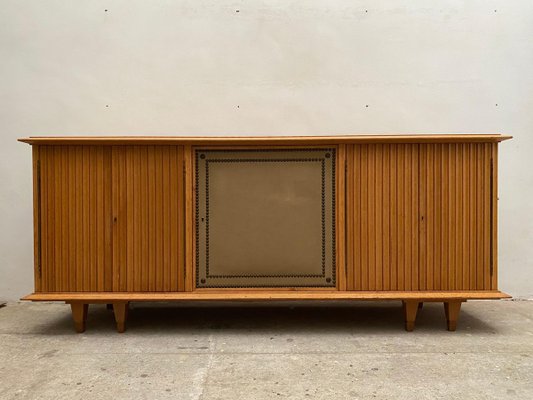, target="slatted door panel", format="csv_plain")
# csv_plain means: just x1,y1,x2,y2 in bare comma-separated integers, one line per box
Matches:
419,143,493,290
112,146,185,292
38,145,112,292
346,144,419,291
